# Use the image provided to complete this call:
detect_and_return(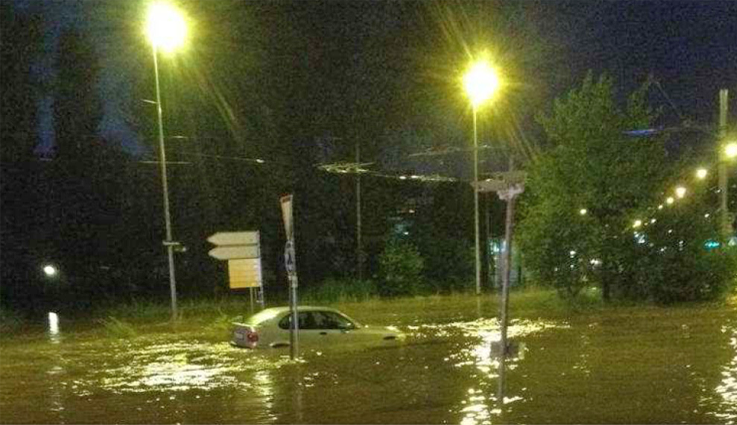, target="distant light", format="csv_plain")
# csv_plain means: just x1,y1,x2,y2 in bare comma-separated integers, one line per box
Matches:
146,2,187,53
666,197,675,205
410,175,420,179
408,209,415,214
650,218,656,224
696,168,708,179
255,159,265,164
579,208,588,216
633,220,642,228
726,143,737,159
43,265,58,277
403,231,409,235
657,204,664,210
399,175,407,180
569,250,576,257
675,186,687,198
